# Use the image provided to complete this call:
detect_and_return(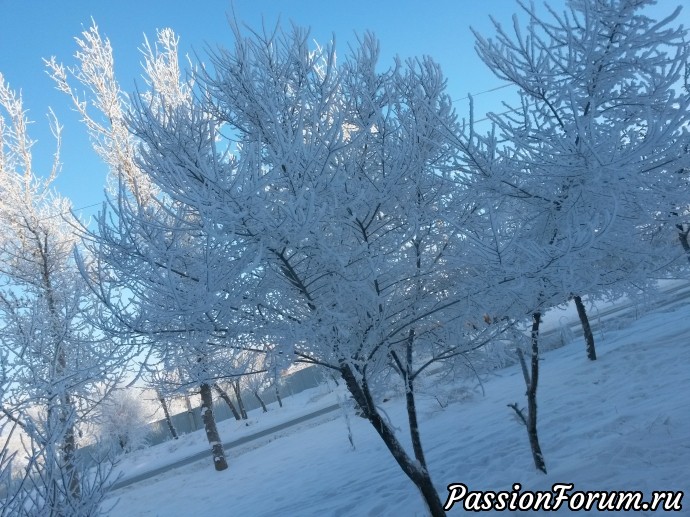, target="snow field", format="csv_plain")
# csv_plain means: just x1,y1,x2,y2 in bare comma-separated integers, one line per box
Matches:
106,303,690,516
